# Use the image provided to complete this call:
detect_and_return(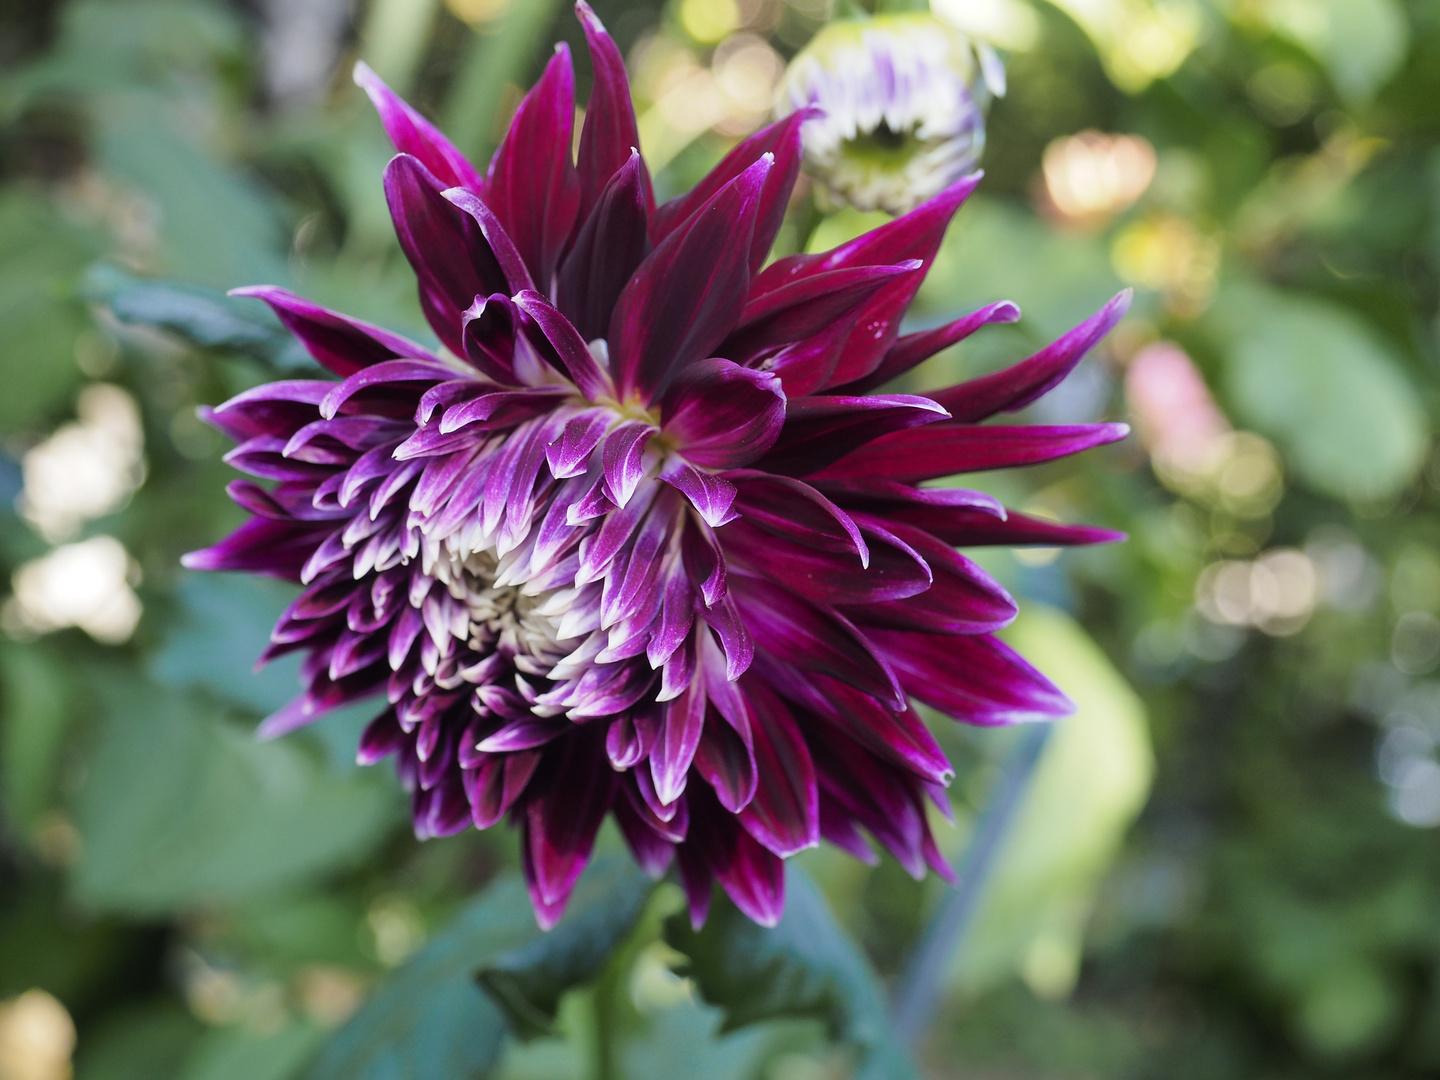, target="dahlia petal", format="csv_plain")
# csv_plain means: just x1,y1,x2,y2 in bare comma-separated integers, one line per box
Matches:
546,410,611,479
757,394,949,476
260,681,382,739
385,154,513,353
771,663,953,785
694,713,758,814
681,521,727,607
203,380,332,442
818,796,878,865
440,187,538,295
555,150,652,342
651,679,706,805
844,518,1016,633
512,291,611,401
613,791,676,877
651,109,809,272
812,738,934,877
730,574,903,708
181,517,328,579
574,2,653,219
606,704,660,770
484,45,581,288
354,61,484,192
524,727,616,914
647,573,695,668
477,716,570,752
727,472,867,561
750,173,981,389
229,286,440,378
764,315,857,398
723,262,920,368
870,628,1074,725
737,680,819,857
600,420,657,508
660,358,785,469
609,156,772,402
723,519,931,606
357,709,406,765
675,842,715,930
895,505,1124,547
818,422,1130,483
842,299,1020,394
320,359,454,420
693,791,785,927
931,290,1132,421
699,594,754,681
659,461,737,528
